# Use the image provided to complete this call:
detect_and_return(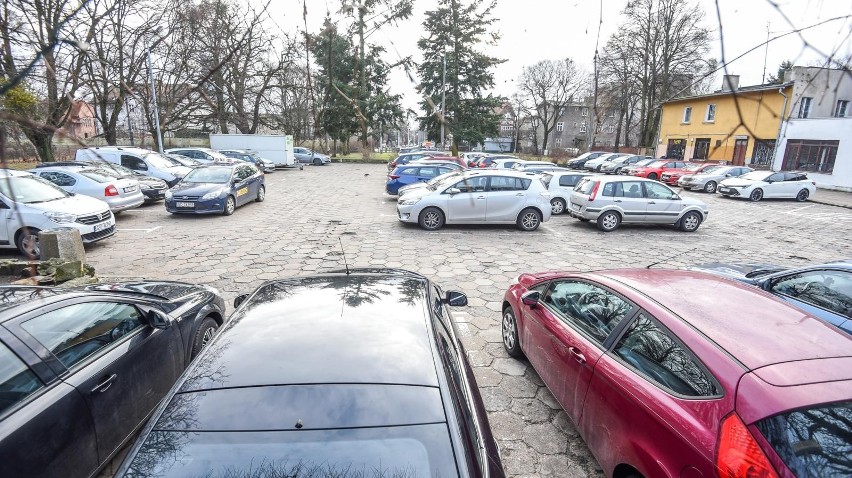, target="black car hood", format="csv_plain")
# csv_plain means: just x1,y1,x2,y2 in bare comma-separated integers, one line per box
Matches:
85,281,208,301
690,262,785,283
